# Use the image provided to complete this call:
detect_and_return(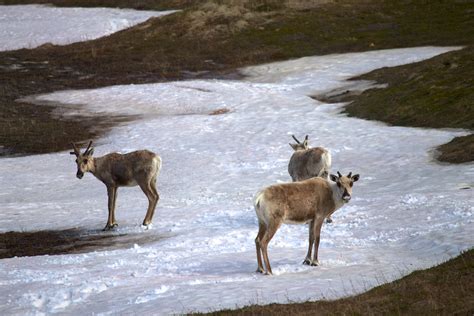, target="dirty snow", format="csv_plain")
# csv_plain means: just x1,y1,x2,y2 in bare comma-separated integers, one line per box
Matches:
0,5,473,315
0,5,176,51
